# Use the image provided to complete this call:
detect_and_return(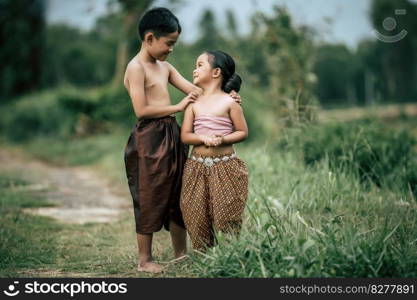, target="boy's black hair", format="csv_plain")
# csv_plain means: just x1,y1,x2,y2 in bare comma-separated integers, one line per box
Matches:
138,7,181,41
206,50,242,93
